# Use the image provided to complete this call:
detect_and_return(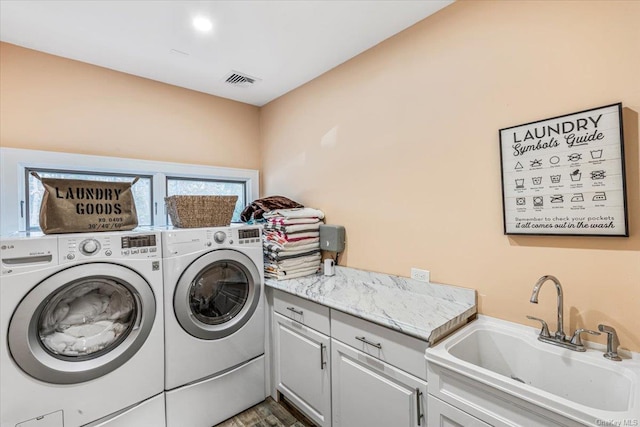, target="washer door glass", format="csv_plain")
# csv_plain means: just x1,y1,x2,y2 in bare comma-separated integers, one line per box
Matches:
38,279,137,359
174,249,261,340
190,261,249,326
8,263,156,384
